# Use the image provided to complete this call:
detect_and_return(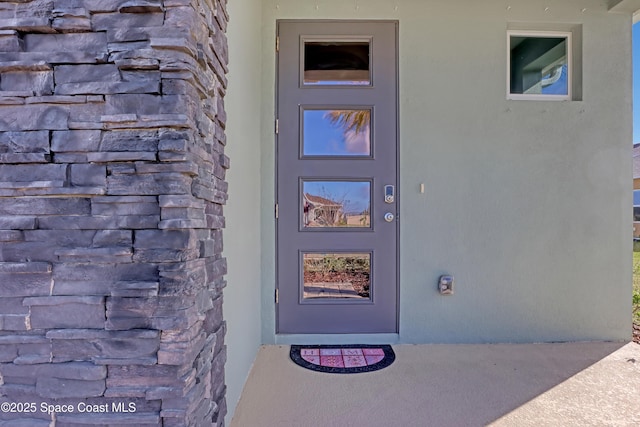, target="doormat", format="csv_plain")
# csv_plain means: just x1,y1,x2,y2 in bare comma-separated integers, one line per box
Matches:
290,345,395,374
